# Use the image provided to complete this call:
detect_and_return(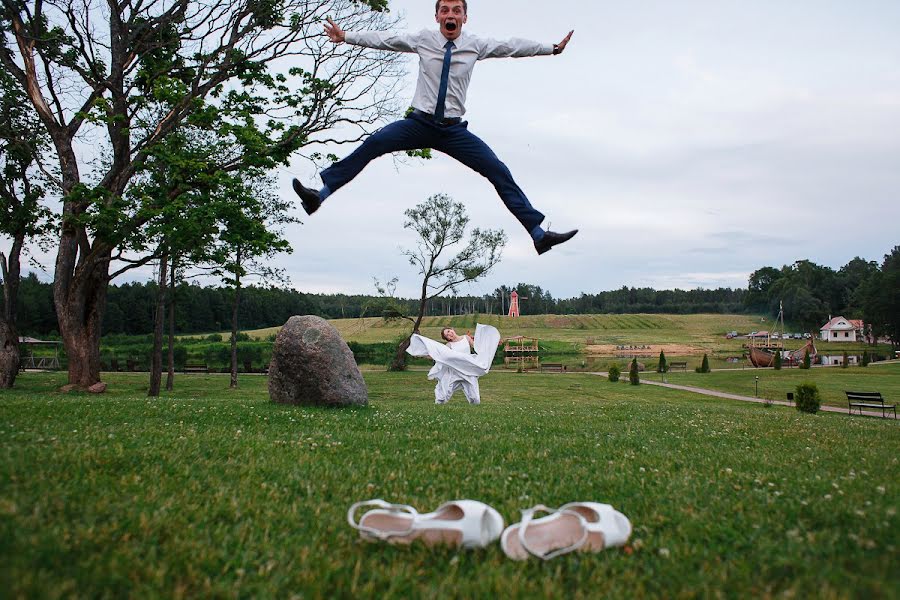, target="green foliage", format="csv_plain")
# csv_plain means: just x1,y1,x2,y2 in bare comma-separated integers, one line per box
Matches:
608,363,620,382
657,350,667,373
695,354,710,373
862,350,870,367
629,358,640,385
801,348,811,370
841,351,849,369
773,351,782,370
794,382,821,414
858,246,900,347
